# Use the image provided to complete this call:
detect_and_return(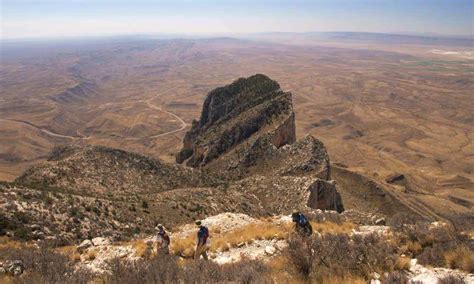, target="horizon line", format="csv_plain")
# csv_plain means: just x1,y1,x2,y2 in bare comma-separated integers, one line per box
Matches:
1,30,473,42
